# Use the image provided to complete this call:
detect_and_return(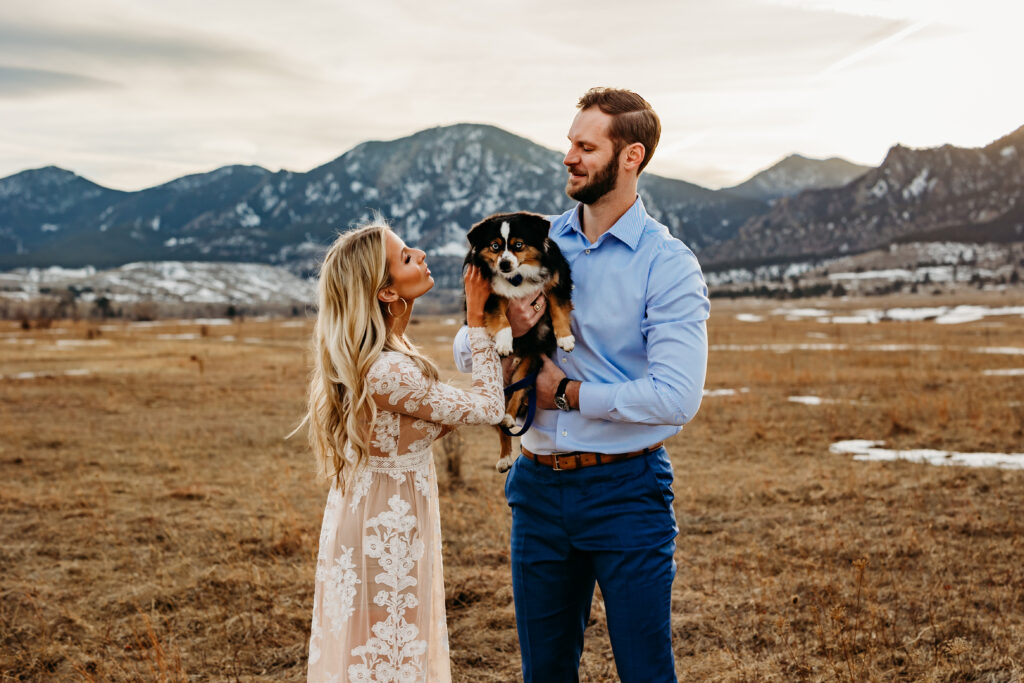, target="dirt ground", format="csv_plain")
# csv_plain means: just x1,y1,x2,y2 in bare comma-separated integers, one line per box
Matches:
2,291,1023,682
